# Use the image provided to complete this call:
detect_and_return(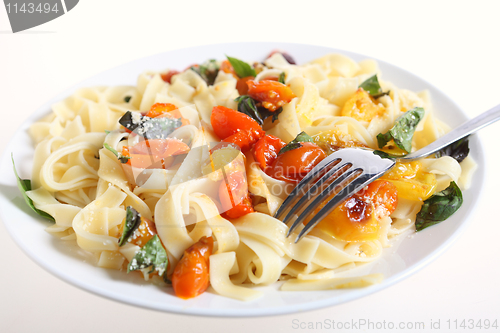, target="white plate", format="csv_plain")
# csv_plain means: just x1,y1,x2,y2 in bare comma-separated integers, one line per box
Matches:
0,42,485,316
